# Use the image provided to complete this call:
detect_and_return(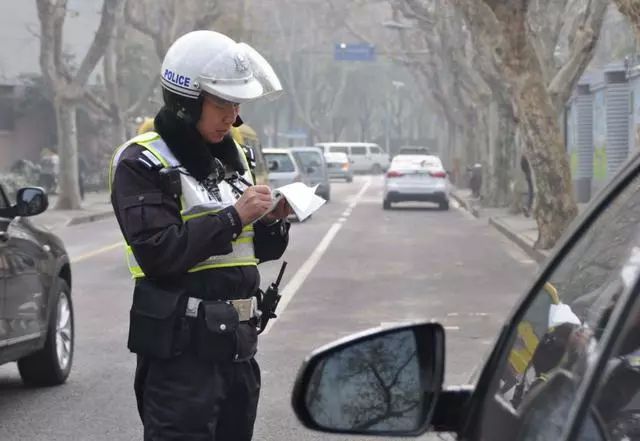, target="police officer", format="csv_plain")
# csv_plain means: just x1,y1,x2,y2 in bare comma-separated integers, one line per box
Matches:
109,30,290,440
